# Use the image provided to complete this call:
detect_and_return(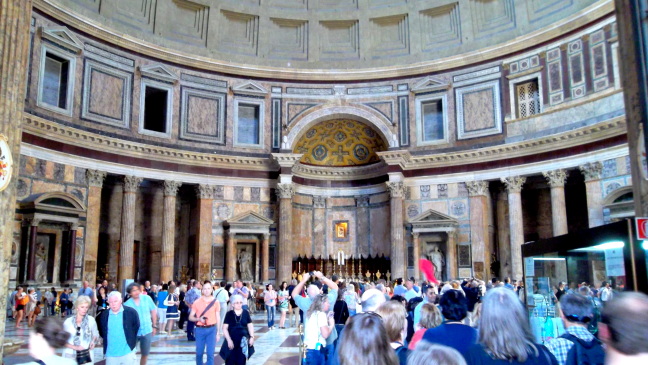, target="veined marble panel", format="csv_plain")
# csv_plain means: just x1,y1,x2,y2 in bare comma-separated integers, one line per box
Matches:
455,80,502,139
81,59,132,128
180,87,226,144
